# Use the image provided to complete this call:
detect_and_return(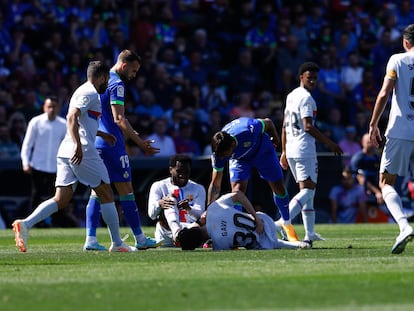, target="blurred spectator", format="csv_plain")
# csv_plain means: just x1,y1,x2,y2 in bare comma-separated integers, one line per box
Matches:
315,53,347,121
395,0,414,32
130,2,155,53
338,125,361,165
275,34,308,99
325,107,346,143
228,91,255,120
205,0,238,66
8,111,27,148
174,119,200,156
148,64,176,110
200,72,226,112
340,51,363,95
0,122,20,158
183,48,208,88
349,67,379,122
350,133,385,213
147,117,177,158
190,28,221,72
371,29,398,86
227,48,261,97
154,3,177,50
245,13,277,89
330,166,367,224
376,12,401,46
357,13,377,66
135,88,164,121
290,12,309,52
201,107,224,155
